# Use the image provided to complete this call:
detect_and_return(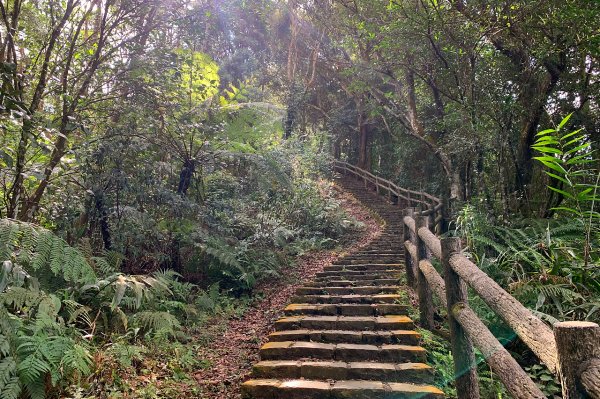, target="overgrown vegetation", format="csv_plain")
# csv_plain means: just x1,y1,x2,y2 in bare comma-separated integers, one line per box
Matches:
0,142,357,398
0,0,597,397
